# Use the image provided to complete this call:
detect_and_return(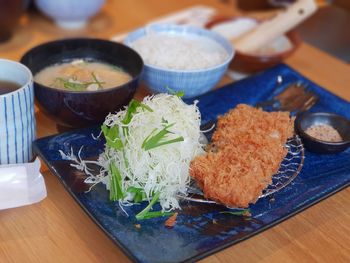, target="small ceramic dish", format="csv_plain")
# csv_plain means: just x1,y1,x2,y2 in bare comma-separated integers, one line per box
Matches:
206,16,301,73
295,112,350,154
34,0,105,29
